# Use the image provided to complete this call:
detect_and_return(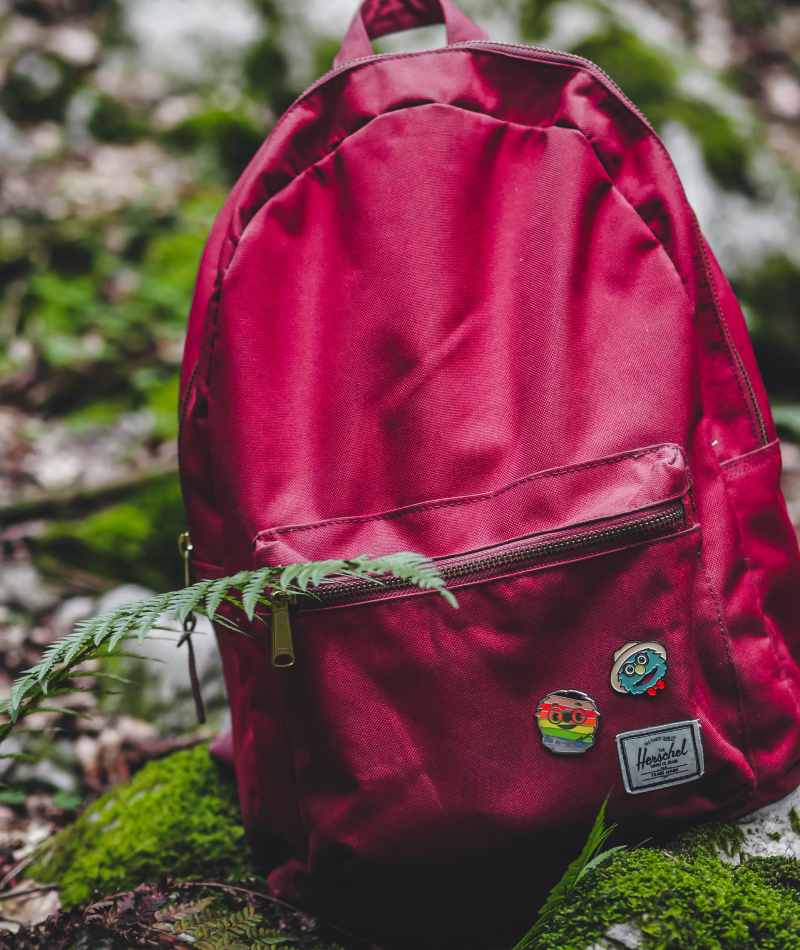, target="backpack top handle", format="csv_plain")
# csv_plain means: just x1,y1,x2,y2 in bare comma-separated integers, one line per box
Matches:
333,0,489,68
